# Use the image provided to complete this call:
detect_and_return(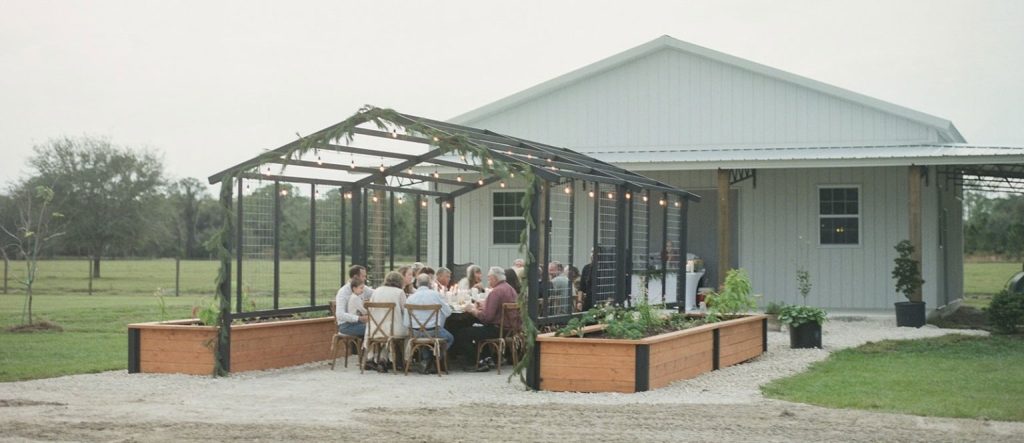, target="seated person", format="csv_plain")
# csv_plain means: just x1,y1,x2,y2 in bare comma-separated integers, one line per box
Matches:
397,265,416,295
416,266,436,289
335,265,373,335
340,279,369,336
548,261,571,316
457,264,484,291
366,271,410,366
454,266,520,371
435,267,453,291
406,273,454,373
